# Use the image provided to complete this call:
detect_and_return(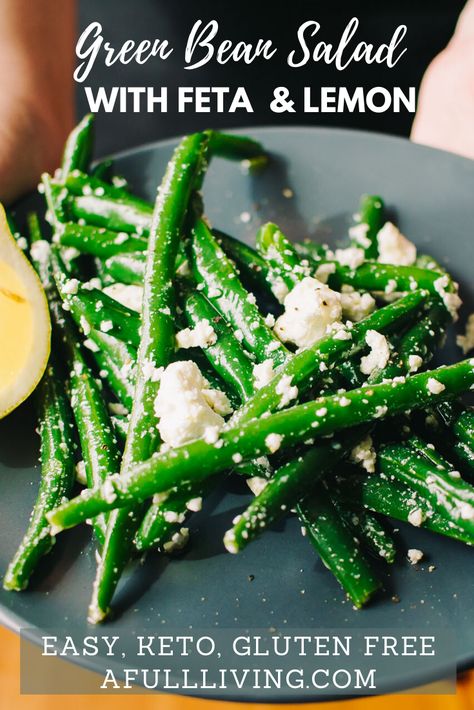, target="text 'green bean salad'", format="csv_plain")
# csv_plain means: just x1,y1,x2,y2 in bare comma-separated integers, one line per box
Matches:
4,115,474,622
